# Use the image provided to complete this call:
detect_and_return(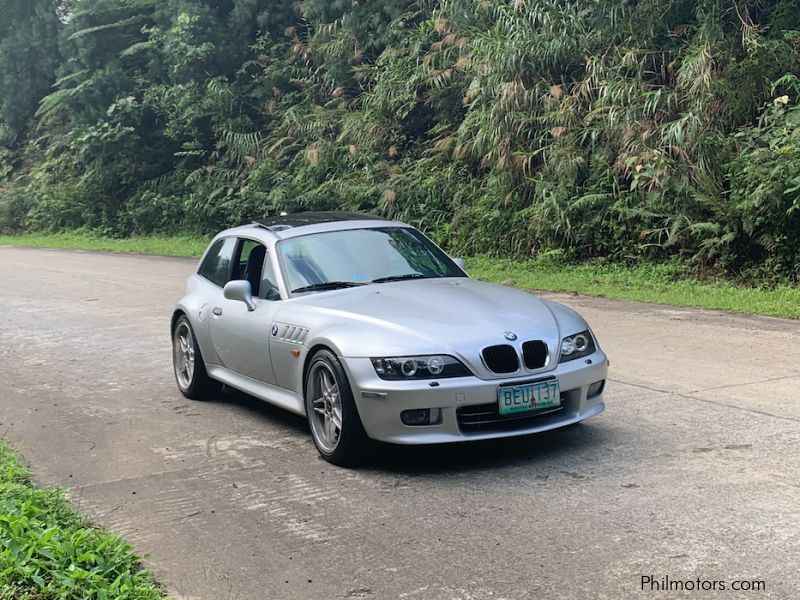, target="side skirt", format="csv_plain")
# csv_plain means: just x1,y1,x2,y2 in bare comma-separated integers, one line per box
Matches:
206,365,306,416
